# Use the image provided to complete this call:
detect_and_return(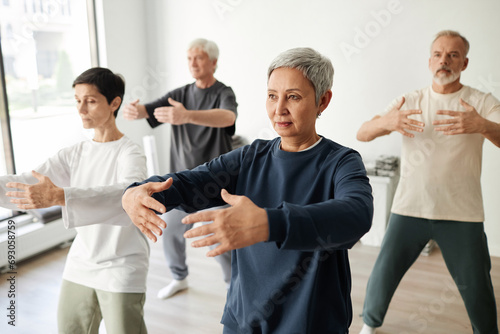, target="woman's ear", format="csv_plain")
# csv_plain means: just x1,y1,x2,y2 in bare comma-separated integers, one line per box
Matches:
318,90,333,114
110,96,122,114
